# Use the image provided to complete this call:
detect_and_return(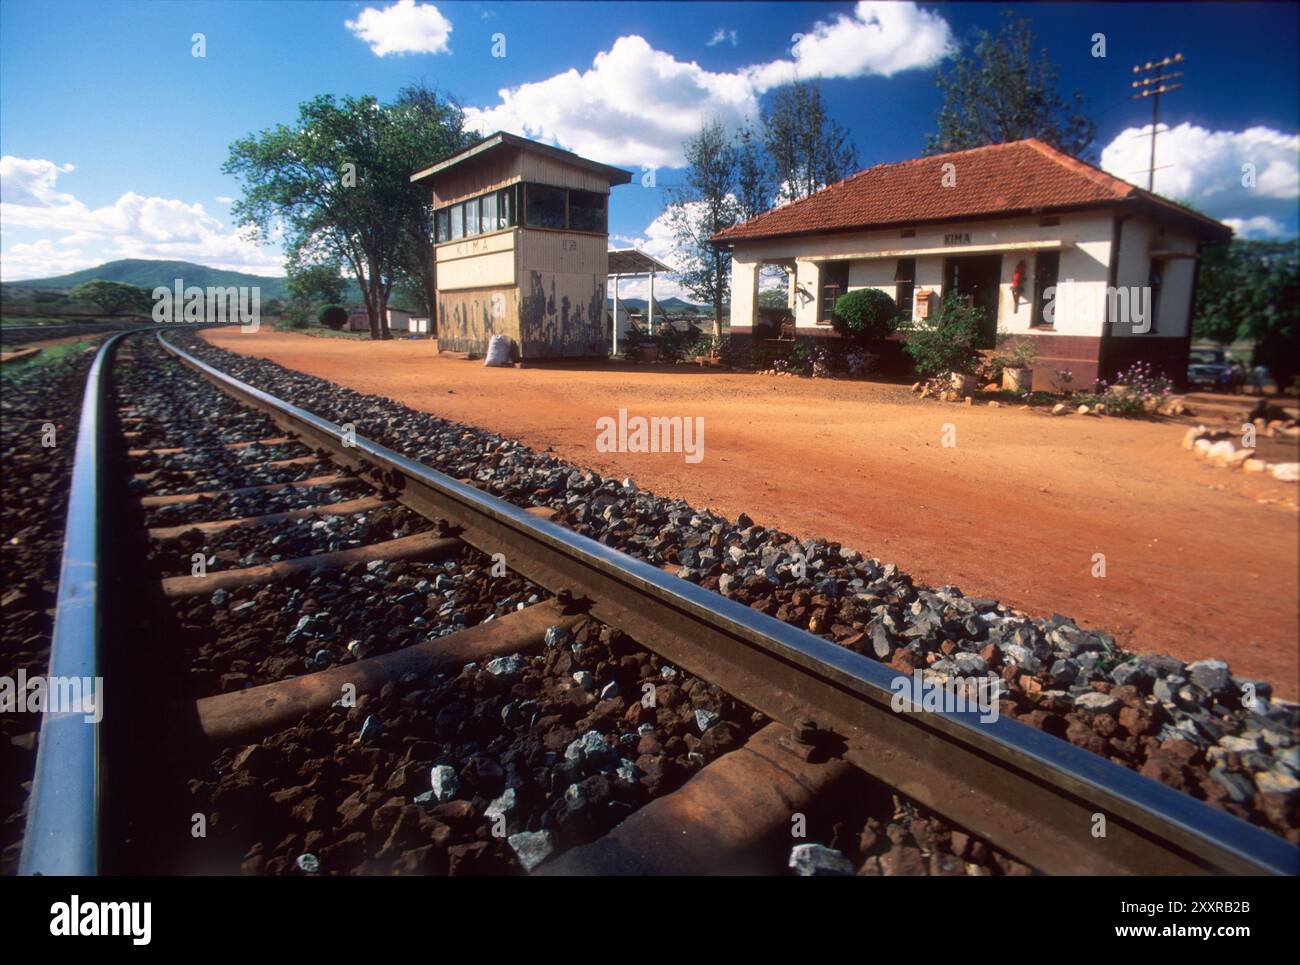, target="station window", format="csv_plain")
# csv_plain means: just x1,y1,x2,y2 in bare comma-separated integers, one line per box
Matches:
820,263,849,325
895,258,916,322
463,196,481,236
568,190,607,233
525,183,567,229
